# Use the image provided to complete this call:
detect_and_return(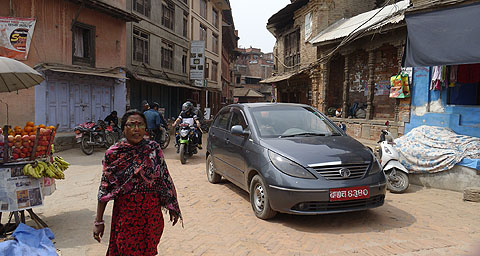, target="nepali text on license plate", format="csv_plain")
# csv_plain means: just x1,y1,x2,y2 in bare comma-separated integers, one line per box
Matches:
329,186,369,201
